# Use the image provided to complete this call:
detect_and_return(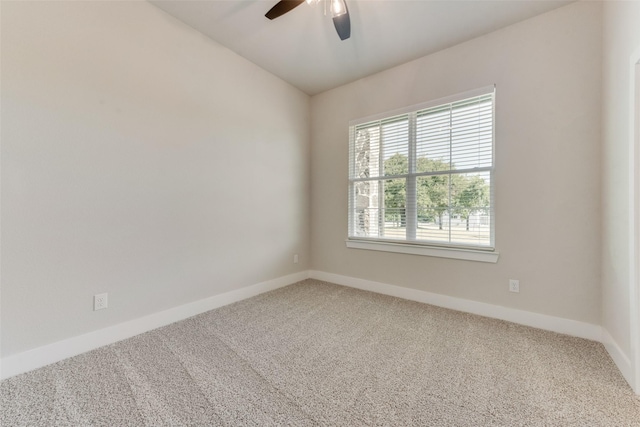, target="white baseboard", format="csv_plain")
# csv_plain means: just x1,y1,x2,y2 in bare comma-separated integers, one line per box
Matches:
0,271,310,380
601,328,634,388
309,270,603,342
4,269,632,392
